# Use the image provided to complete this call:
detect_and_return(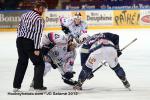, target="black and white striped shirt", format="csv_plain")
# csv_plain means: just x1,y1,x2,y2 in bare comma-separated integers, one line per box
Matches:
17,10,45,50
